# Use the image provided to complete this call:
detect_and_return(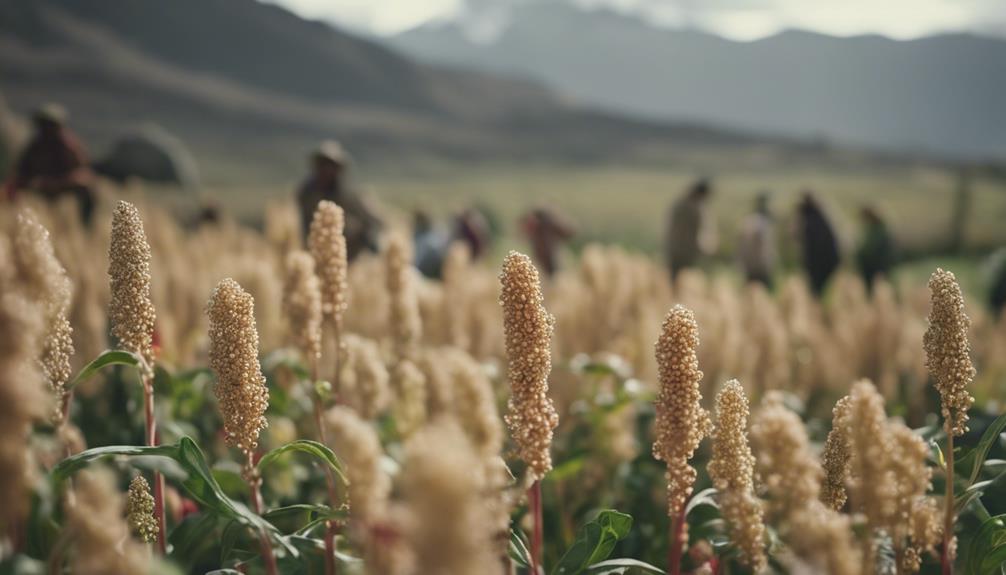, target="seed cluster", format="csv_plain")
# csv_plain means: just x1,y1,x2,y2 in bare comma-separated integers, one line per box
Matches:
12,211,74,423
282,250,323,361
652,305,712,517
108,201,156,370
499,252,559,481
308,201,348,328
820,395,852,511
923,268,975,436
65,470,148,574
206,278,270,453
327,405,390,520
386,234,422,363
126,475,158,544
707,380,765,570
